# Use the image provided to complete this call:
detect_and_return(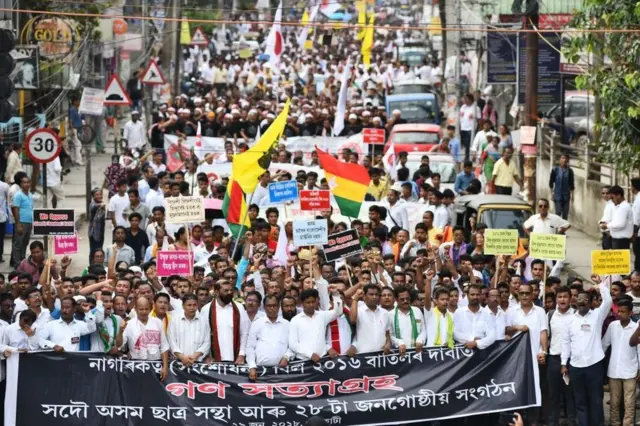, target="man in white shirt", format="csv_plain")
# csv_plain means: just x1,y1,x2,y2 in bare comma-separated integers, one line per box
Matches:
561,281,612,426
200,280,249,364
123,110,146,151
601,185,633,249
545,287,576,426
599,185,613,249
247,295,294,379
506,283,548,409
289,288,343,361
389,286,426,355
424,286,455,348
144,177,164,212
116,297,169,380
348,284,392,356
484,288,507,340
45,157,65,208
453,284,496,350
90,291,123,354
459,93,481,161
383,185,410,231
603,298,640,426
37,297,99,352
524,198,571,235
167,294,210,367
